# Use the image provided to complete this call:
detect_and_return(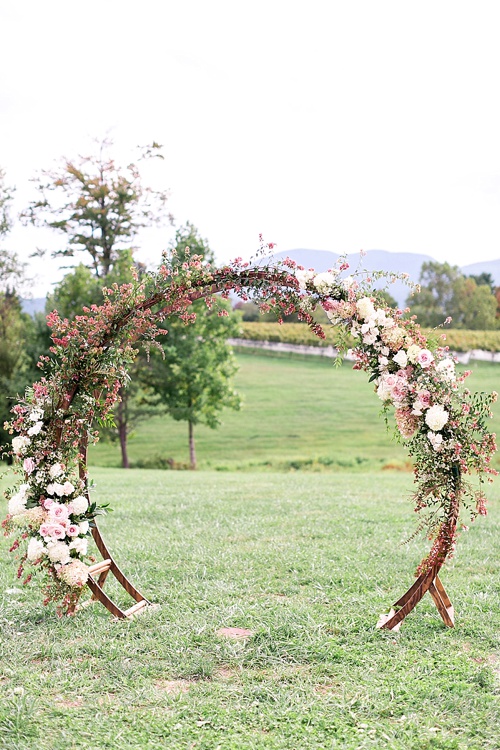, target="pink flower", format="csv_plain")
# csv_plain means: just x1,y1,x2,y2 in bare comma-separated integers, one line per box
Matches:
48,502,70,523
43,498,54,510
416,349,434,368
23,457,36,475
